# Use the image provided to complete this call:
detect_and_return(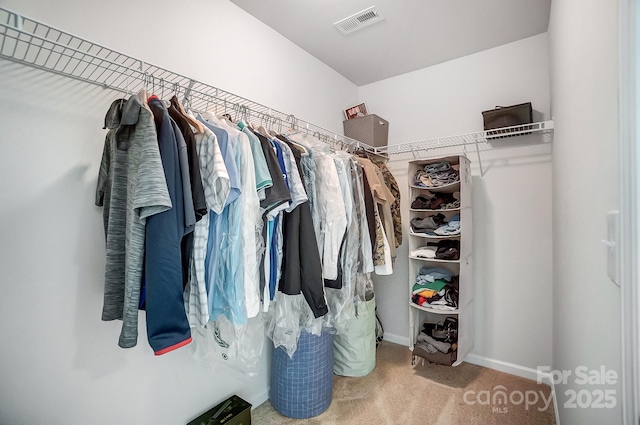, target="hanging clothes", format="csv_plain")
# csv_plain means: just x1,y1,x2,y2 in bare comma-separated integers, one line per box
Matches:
96,91,400,359
251,130,291,311
275,135,328,319
196,114,246,326
373,165,397,258
368,156,402,248
355,157,387,267
168,96,208,290
207,114,261,320
311,147,347,281
184,123,230,328
168,96,208,221
144,96,194,355
351,160,375,274
96,93,172,349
